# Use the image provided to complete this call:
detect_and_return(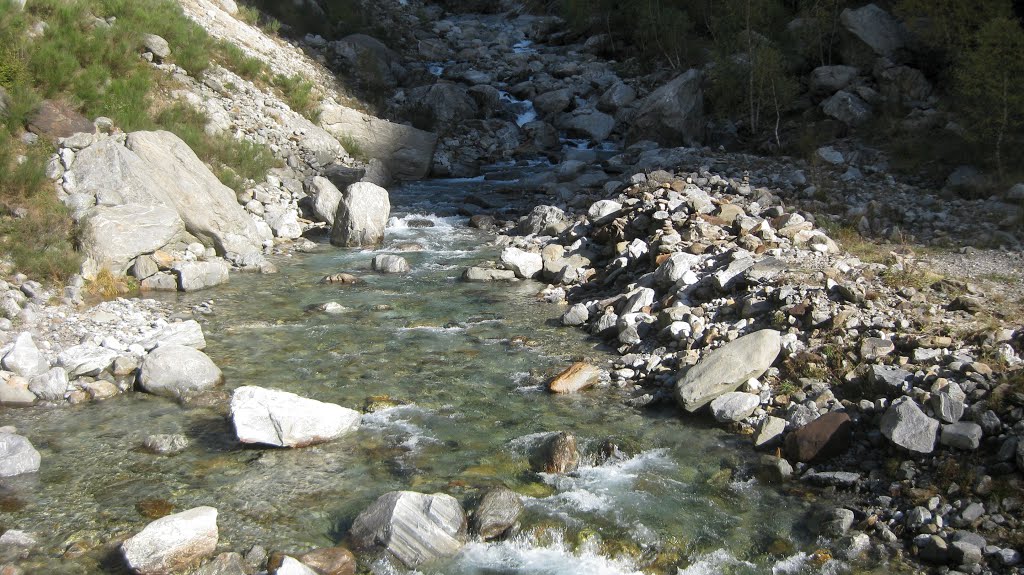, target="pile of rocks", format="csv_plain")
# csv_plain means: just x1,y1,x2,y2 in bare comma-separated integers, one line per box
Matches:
463,155,1023,570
